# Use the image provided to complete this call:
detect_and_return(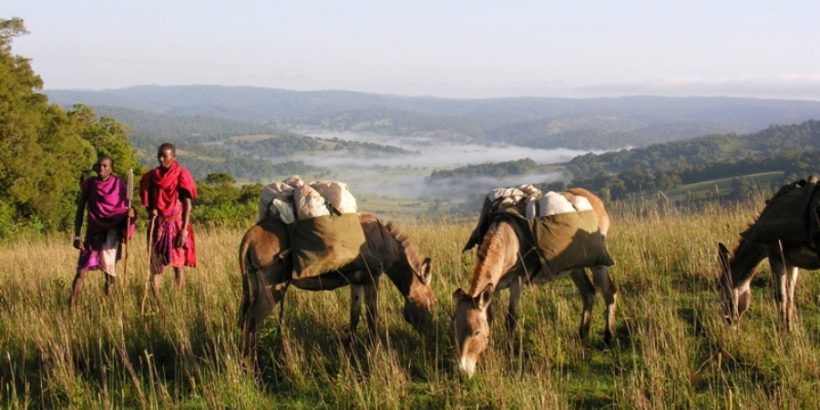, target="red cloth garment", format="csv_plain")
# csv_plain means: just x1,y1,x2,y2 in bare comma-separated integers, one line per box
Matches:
140,160,198,270
148,206,197,271
140,160,198,217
